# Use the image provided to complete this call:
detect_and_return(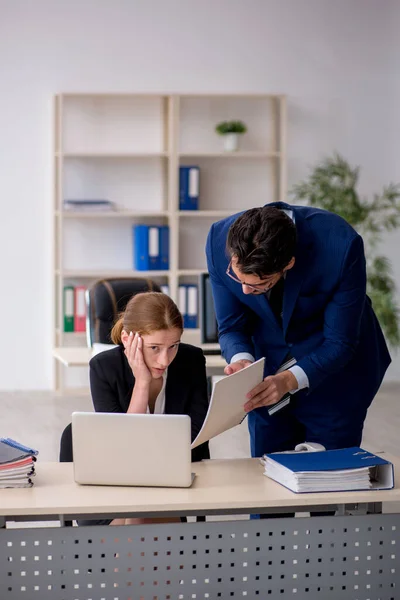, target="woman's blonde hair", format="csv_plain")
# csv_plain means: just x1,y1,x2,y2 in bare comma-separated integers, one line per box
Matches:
111,292,183,344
